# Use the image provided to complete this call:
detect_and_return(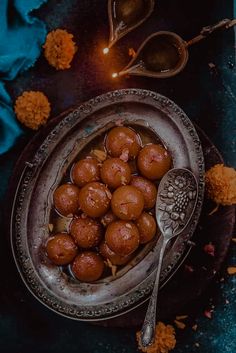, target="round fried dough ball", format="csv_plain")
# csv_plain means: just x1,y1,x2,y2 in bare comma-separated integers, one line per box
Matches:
105,127,141,159
105,220,140,256
136,212,157,244
101,158,131,189
101,210,117,227
137,144,171,180
99,241,132,265
53,184,80,217
78,182,111,217
46,233,77,265
70,217,103,248
111,185,144,220
130,176,157,209
71,158,100,187
71,251,104,282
